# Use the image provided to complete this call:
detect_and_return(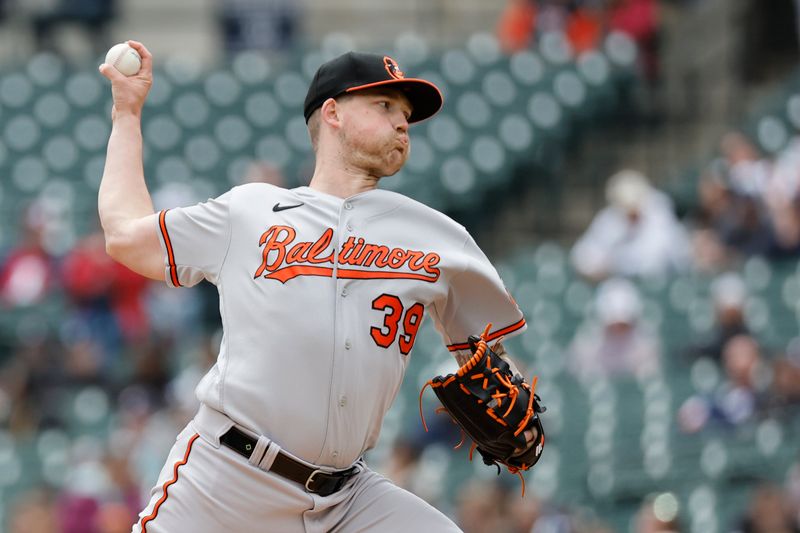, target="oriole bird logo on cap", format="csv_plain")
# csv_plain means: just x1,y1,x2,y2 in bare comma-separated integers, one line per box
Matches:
384,56,404,80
